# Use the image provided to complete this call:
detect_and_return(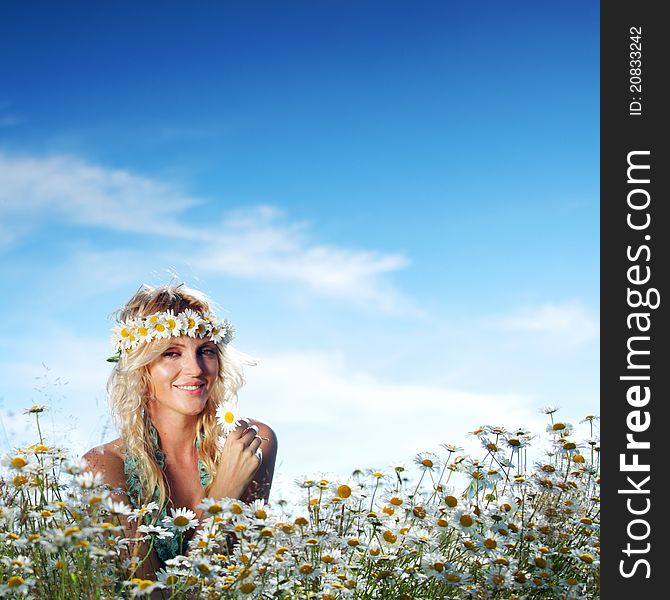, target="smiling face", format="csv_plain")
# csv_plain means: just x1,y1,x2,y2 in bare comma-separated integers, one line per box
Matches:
146,336,220,418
